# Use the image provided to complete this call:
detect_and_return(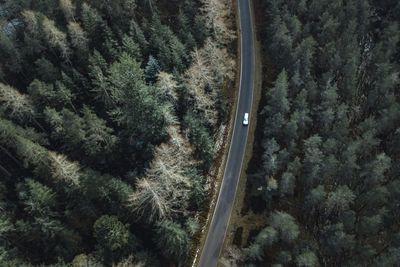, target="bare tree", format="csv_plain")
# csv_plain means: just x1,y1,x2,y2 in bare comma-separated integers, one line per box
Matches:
59,0,76,21
156,72,178,103
203,38,235,82
186,48,213,90
48,152,81,186
166,125,192,156
184,38,235,125
129,125,194,222
201,0,235,45
129,178,179,222
185,48,216,124
0,83,36,122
